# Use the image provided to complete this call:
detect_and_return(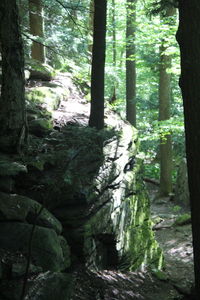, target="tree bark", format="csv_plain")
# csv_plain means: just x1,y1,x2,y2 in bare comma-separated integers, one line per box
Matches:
158,8,176,197
29,0,45,63
112,0,117,68
0,0,26,153
126,0,137,127
159,42,172,196
87,0,94,57
176,1,200,297
89,0,107,130
110,0,117,103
